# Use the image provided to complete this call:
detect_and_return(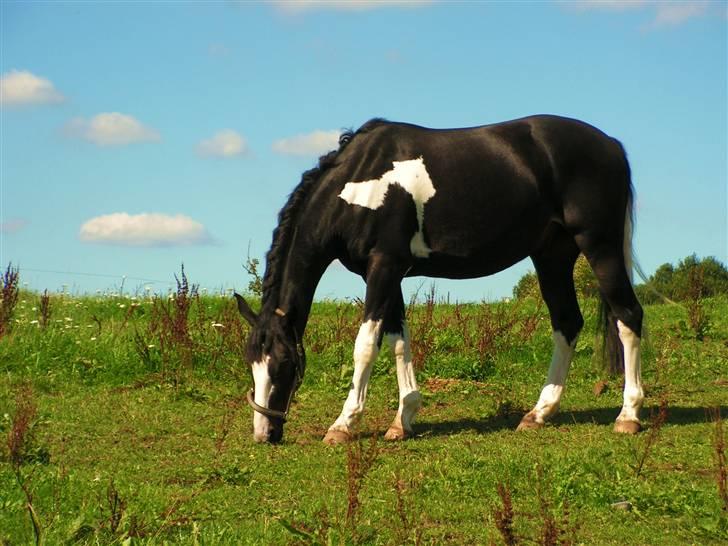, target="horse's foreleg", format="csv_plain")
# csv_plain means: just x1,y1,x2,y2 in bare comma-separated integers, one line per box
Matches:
384,325,422,440
323,319,382,445
518,331,576,430
519,241,582,430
